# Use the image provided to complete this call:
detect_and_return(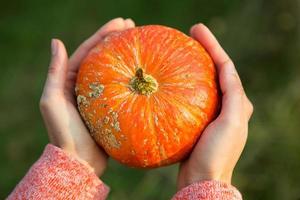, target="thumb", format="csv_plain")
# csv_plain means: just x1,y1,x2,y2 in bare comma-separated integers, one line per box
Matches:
219,61,245,121
43,39,68,97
